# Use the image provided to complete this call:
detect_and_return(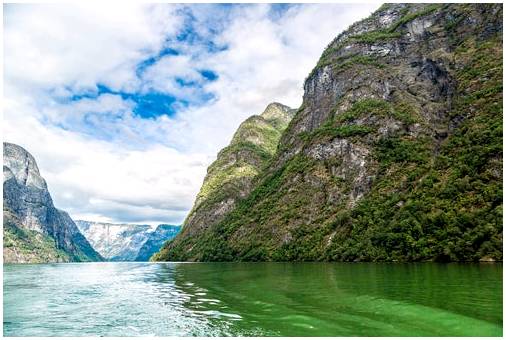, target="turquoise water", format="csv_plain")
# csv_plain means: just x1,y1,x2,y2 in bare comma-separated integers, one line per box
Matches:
3,262,502,336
